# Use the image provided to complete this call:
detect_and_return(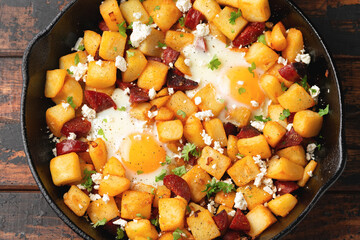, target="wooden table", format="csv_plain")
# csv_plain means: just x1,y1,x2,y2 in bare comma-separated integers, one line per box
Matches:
0,0,359,239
